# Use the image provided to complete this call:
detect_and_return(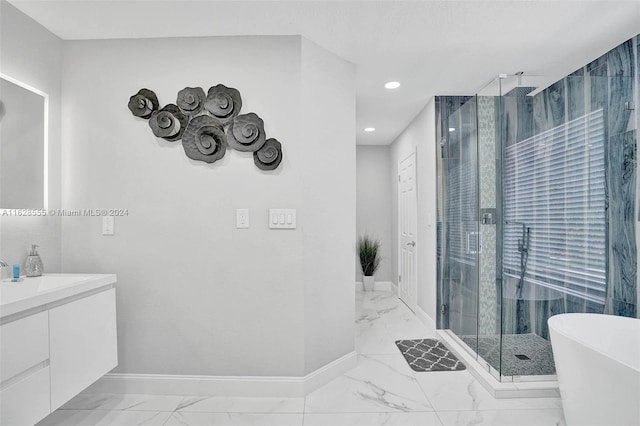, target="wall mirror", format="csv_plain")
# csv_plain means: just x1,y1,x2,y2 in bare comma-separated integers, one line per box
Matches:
0,74,48,210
